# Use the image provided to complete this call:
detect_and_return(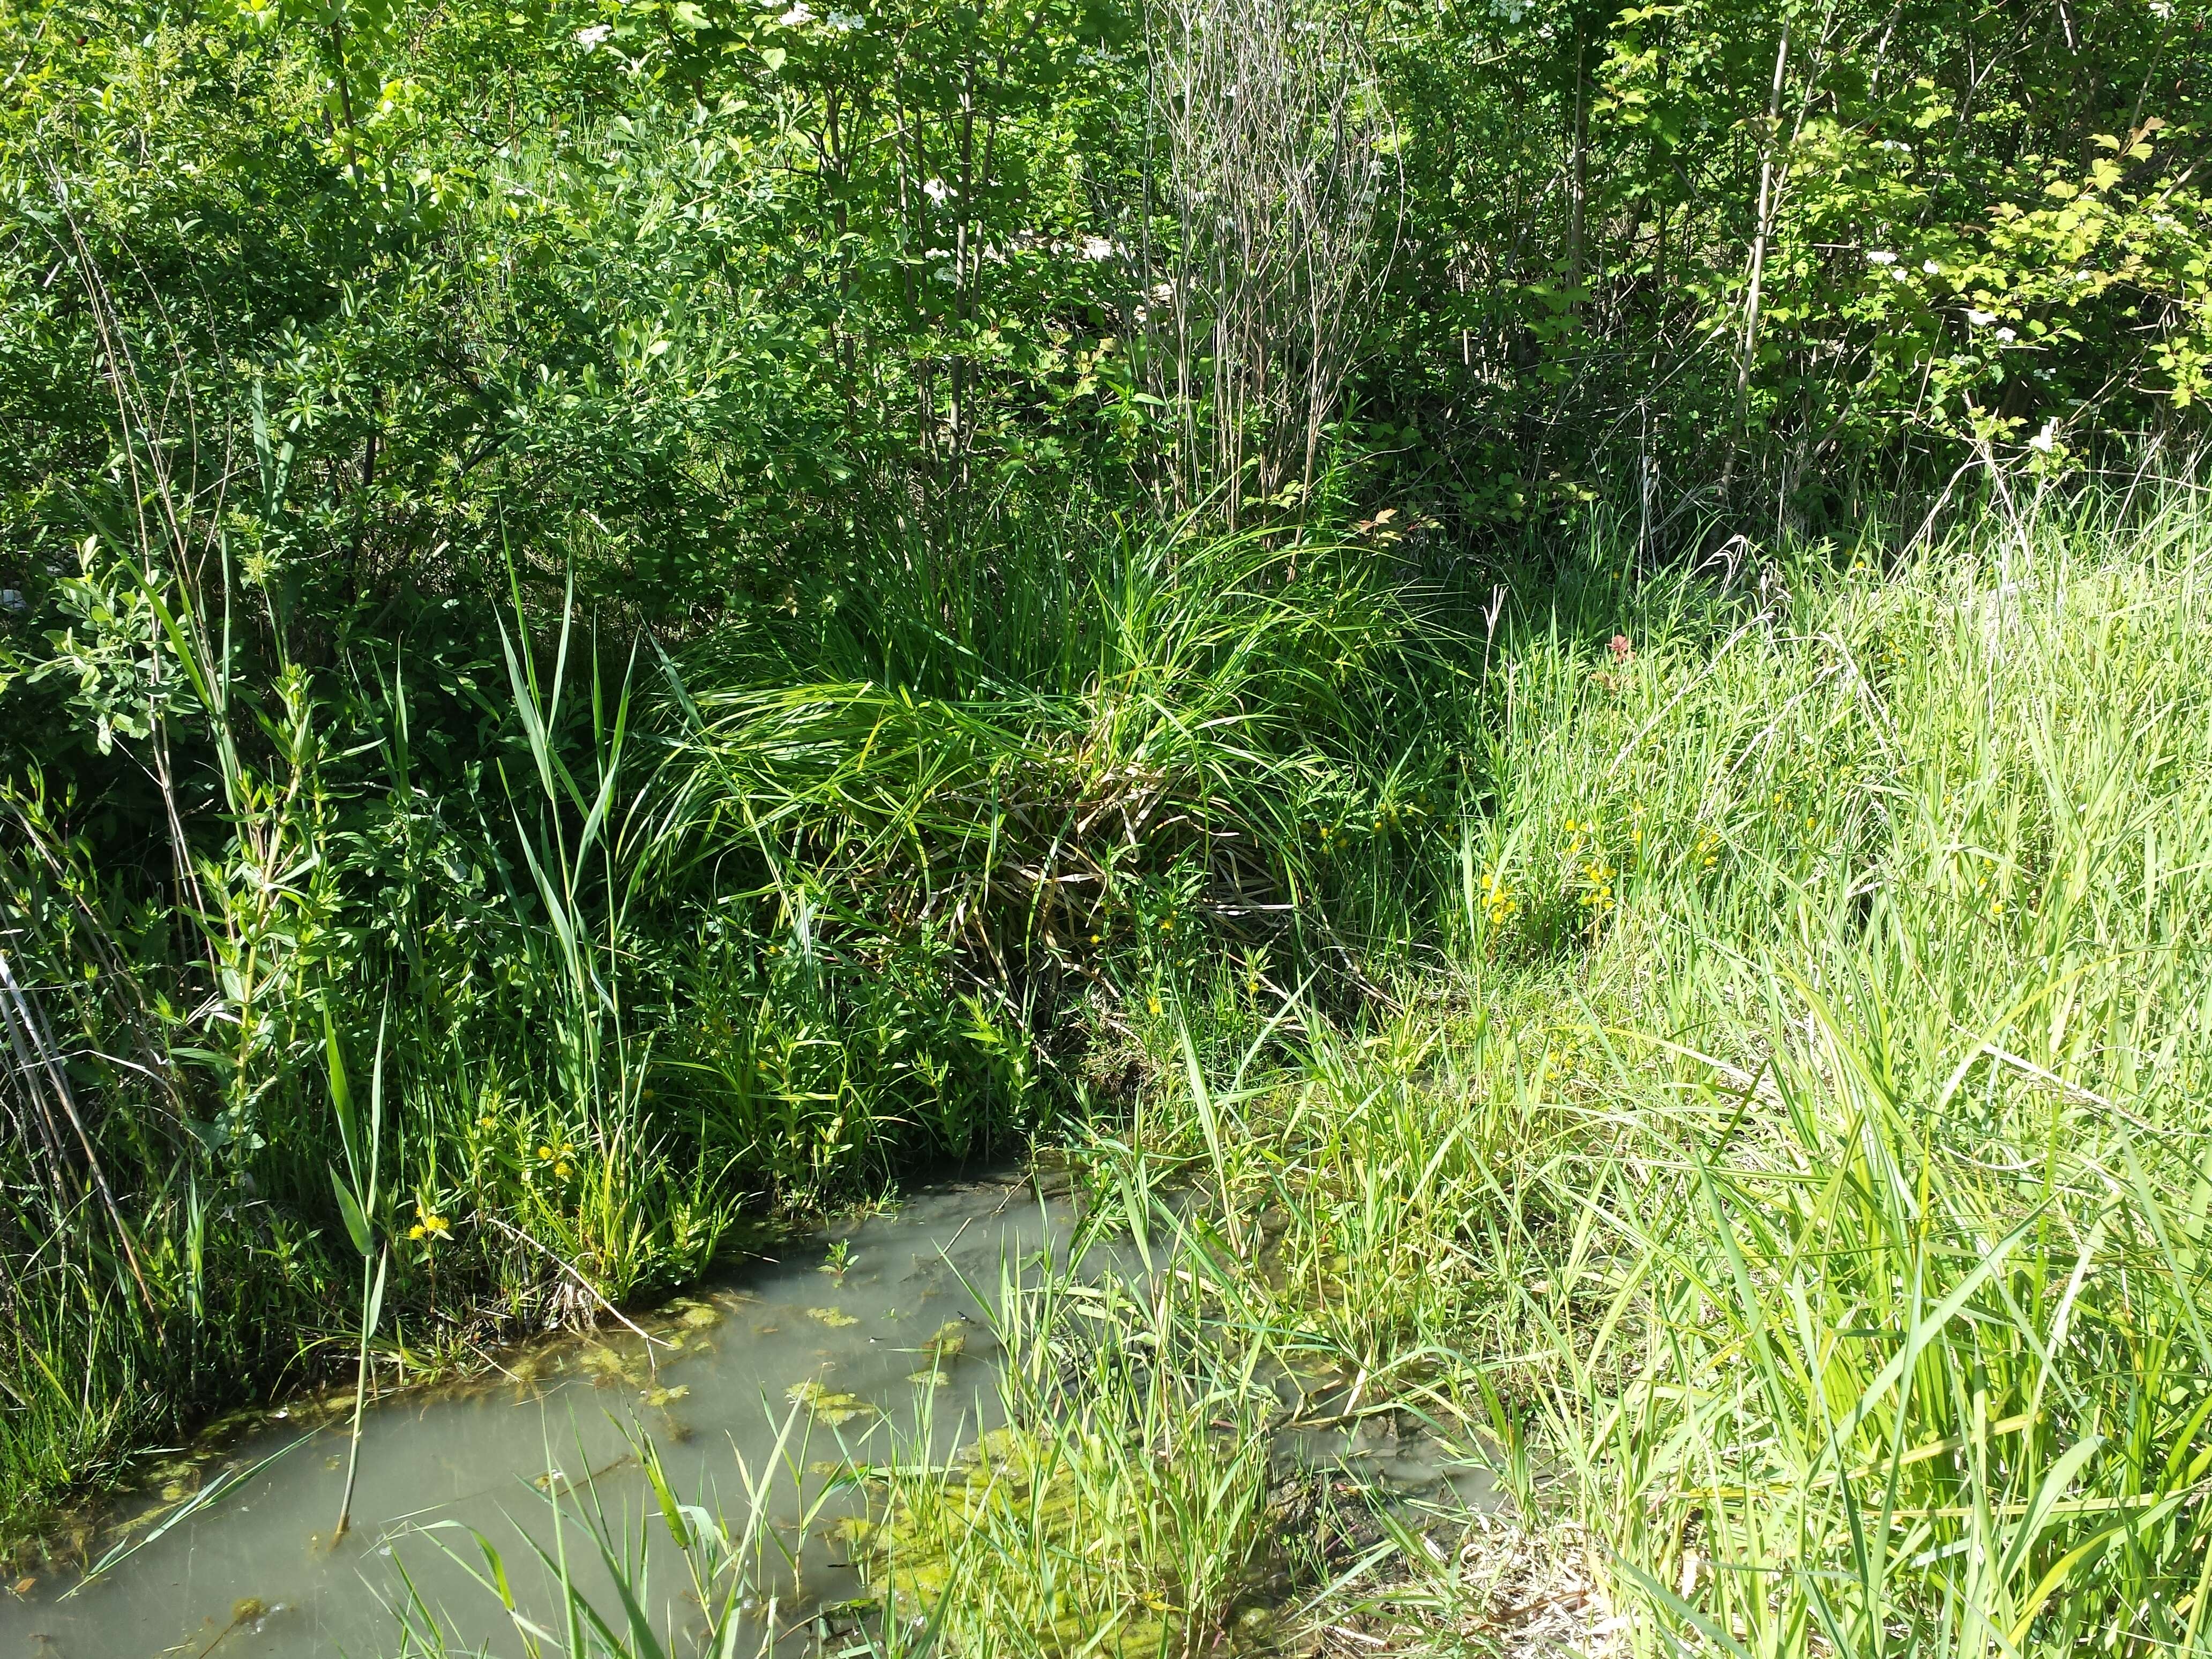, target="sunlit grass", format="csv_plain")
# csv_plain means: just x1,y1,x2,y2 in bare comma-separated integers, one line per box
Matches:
1109,489,2212,1654
13,464,2212,1659
374,485,2212,1658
